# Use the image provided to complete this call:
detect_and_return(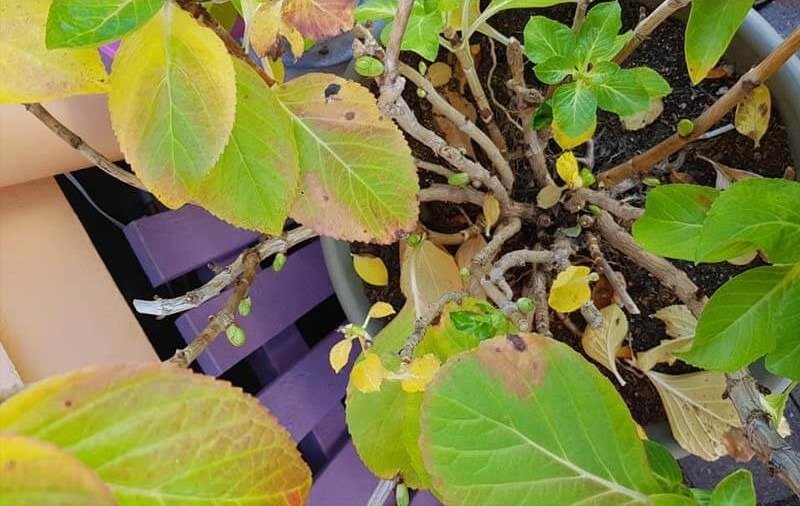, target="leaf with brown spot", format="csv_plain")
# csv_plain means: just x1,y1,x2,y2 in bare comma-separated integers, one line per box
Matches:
421,334,673,504
581,304,628,385
723,428,755,462
282,0,354,41
645,370,741,460
735,84,771,147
